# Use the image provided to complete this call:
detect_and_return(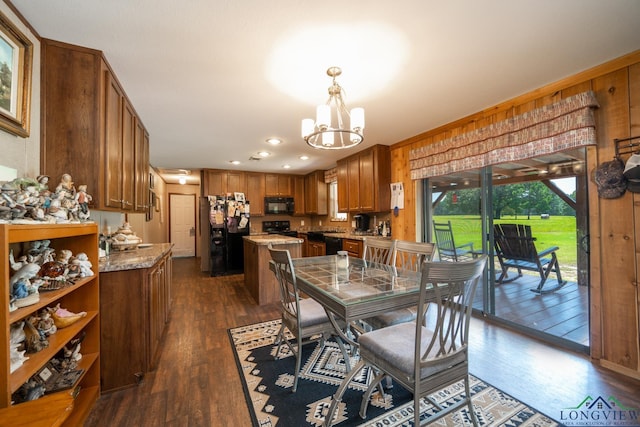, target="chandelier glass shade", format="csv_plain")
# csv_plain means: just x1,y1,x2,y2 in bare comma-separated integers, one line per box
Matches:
302,67,365,150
